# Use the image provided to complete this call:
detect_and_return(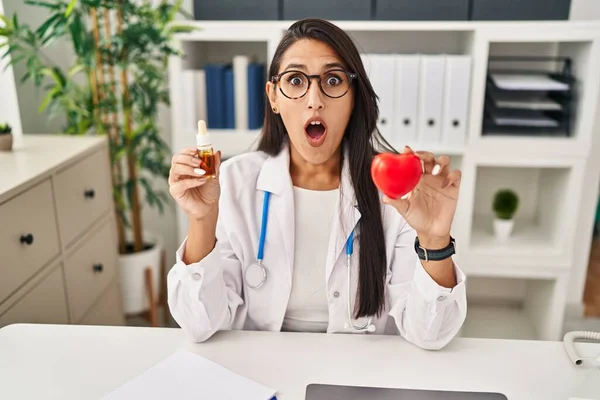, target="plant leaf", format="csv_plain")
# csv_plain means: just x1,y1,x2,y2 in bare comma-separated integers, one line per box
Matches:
65,0,77,17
